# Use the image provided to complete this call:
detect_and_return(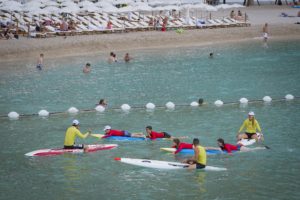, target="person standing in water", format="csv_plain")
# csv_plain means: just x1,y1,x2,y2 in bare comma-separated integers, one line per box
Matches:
36,53,44,70
83,63,91,73
124,53,132,62
262,23,269,44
